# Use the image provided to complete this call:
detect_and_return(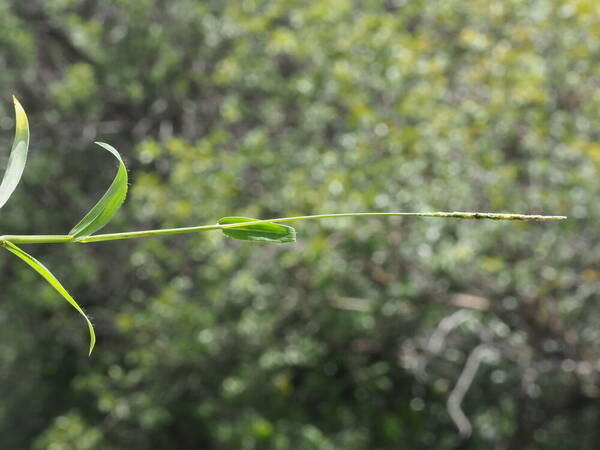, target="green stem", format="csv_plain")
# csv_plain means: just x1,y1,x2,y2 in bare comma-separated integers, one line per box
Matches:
0,211,566,245
0,235,74,244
